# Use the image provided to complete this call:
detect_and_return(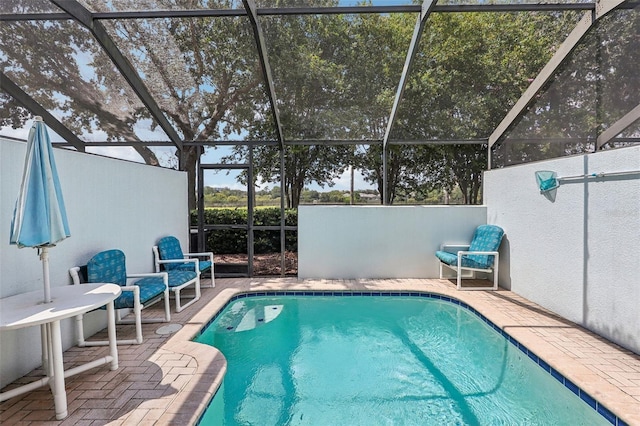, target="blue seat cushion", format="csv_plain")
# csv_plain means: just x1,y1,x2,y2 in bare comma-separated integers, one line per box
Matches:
110,277,166,309
435,250,492,270
166,270,198,288
157,236,185,271
466,225,504,268
87,249,127,286
197,260,212,273
174,260,212,273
